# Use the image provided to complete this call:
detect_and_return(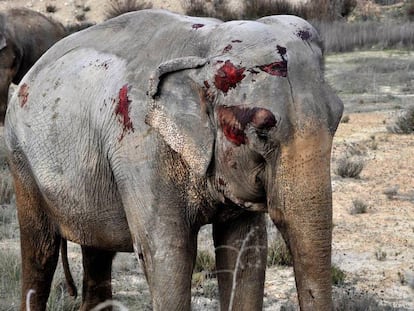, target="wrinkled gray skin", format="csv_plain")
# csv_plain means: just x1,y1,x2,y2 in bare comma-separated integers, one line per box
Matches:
0,8,90,125
5,10,343,311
